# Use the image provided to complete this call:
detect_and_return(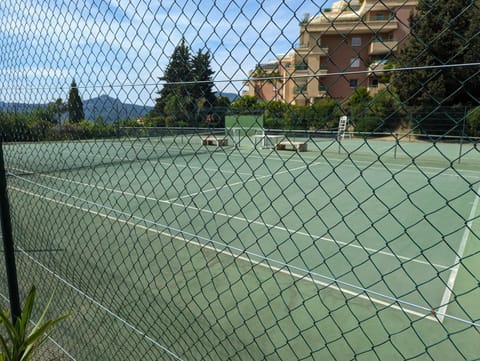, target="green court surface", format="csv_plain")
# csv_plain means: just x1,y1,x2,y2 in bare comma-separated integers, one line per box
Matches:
4,135,480,360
